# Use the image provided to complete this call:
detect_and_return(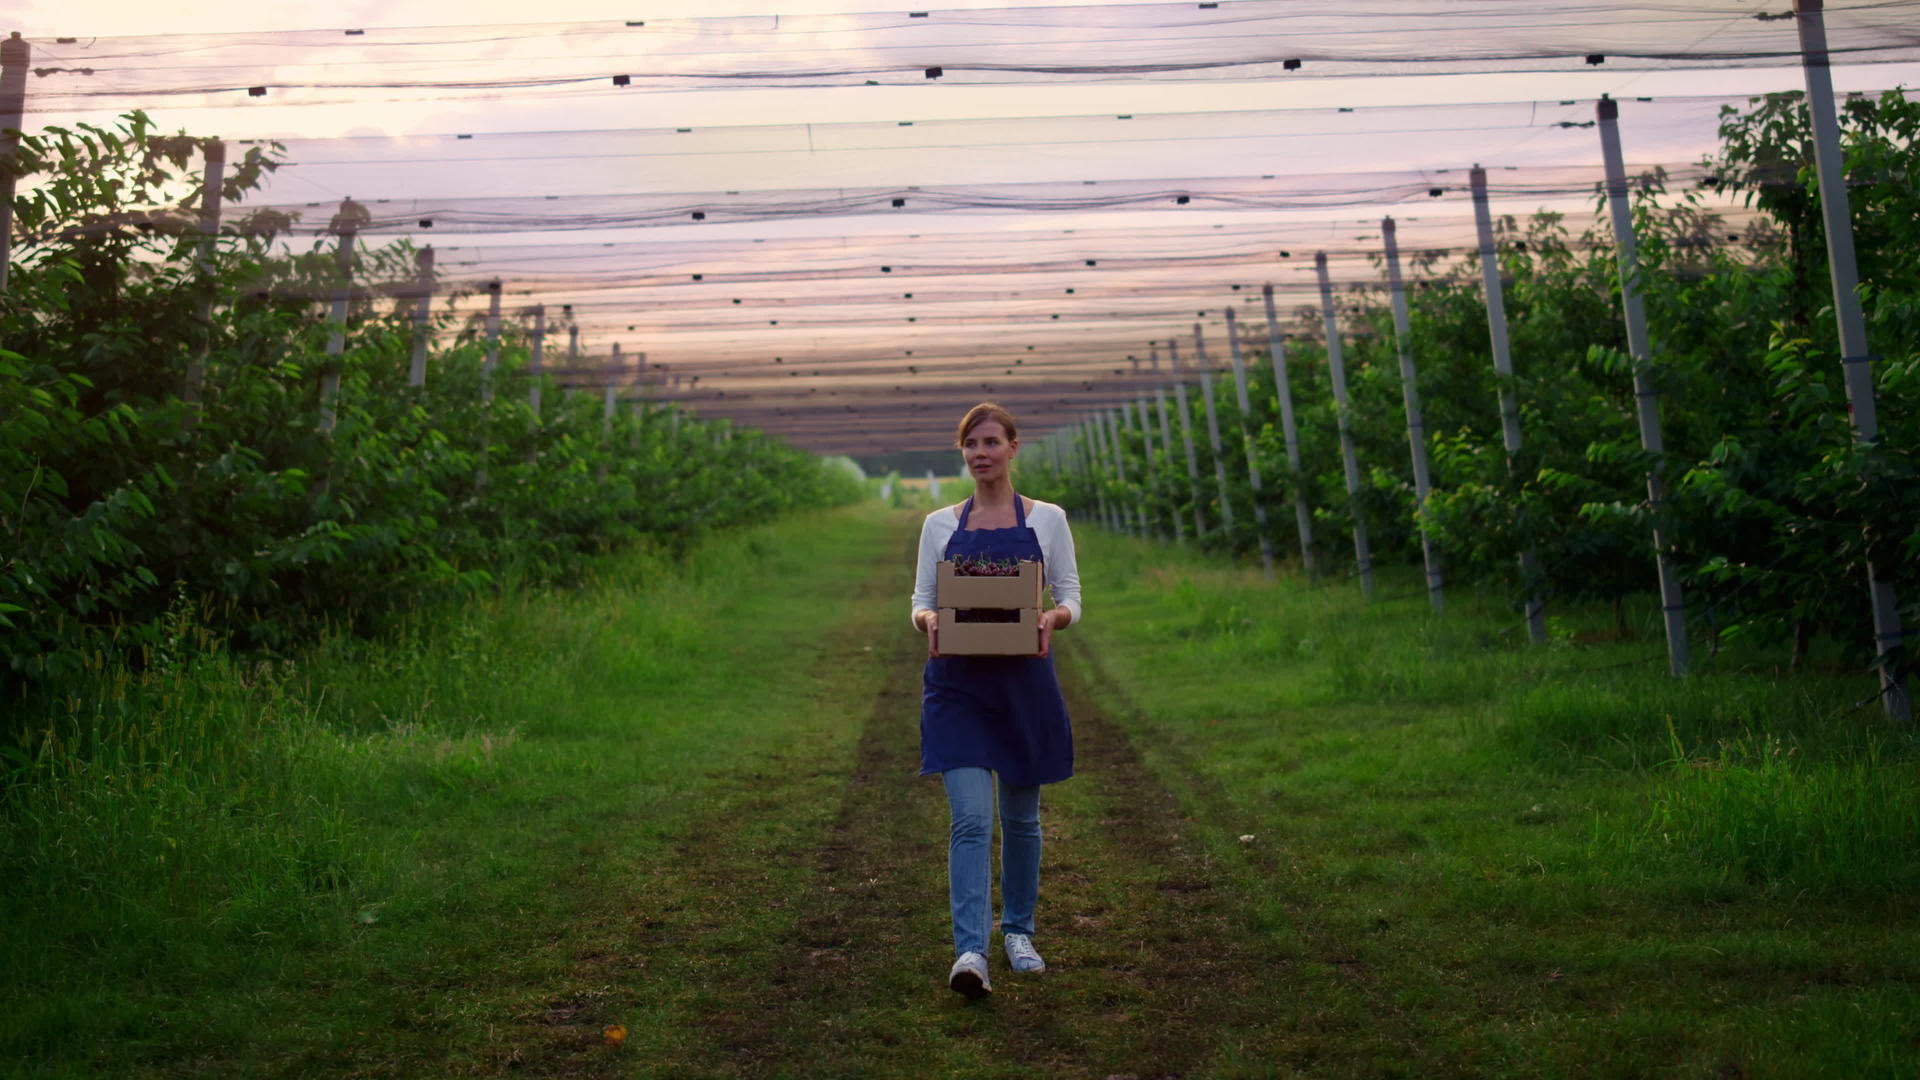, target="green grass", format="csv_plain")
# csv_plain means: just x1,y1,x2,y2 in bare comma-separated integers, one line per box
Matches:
2,503,908,1076
1064,527,1920,1077
8,504,1917,1077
